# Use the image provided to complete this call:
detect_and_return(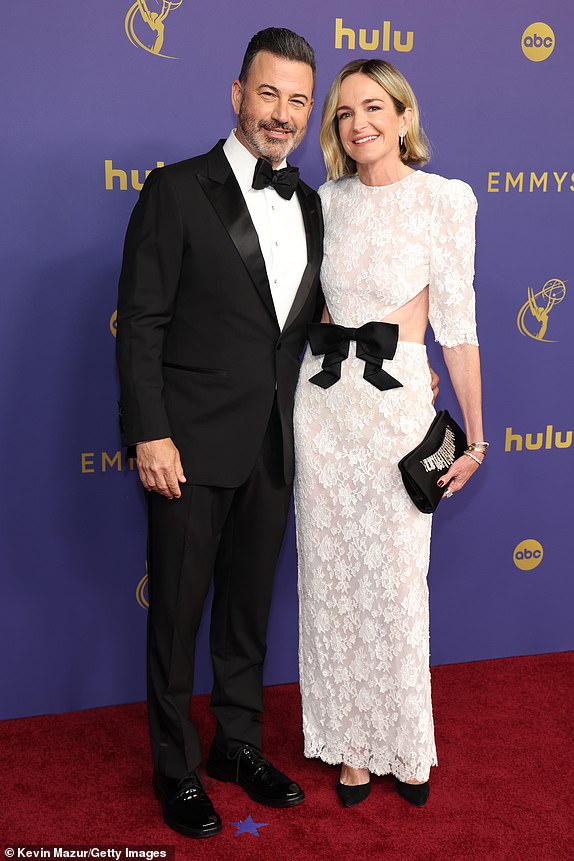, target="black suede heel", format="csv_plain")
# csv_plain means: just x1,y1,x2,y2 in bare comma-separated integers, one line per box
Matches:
394,778,429,807
336,779,371,807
